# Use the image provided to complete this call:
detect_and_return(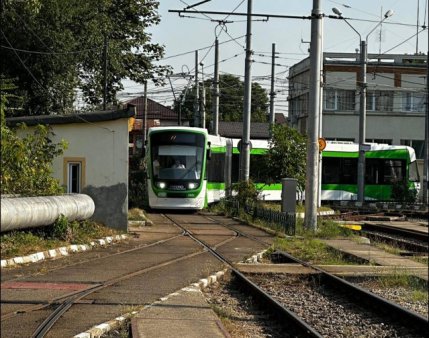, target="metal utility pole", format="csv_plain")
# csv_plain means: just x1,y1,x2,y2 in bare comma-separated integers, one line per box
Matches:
194,50,200,127
239,0,253,182
212,38,220,135
318,17,324,208
142,80,148,155
269,43,276,135
423,51,429,205
200,62,206,129
103,34,108,110
357,40,367,203
304,0,323,231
